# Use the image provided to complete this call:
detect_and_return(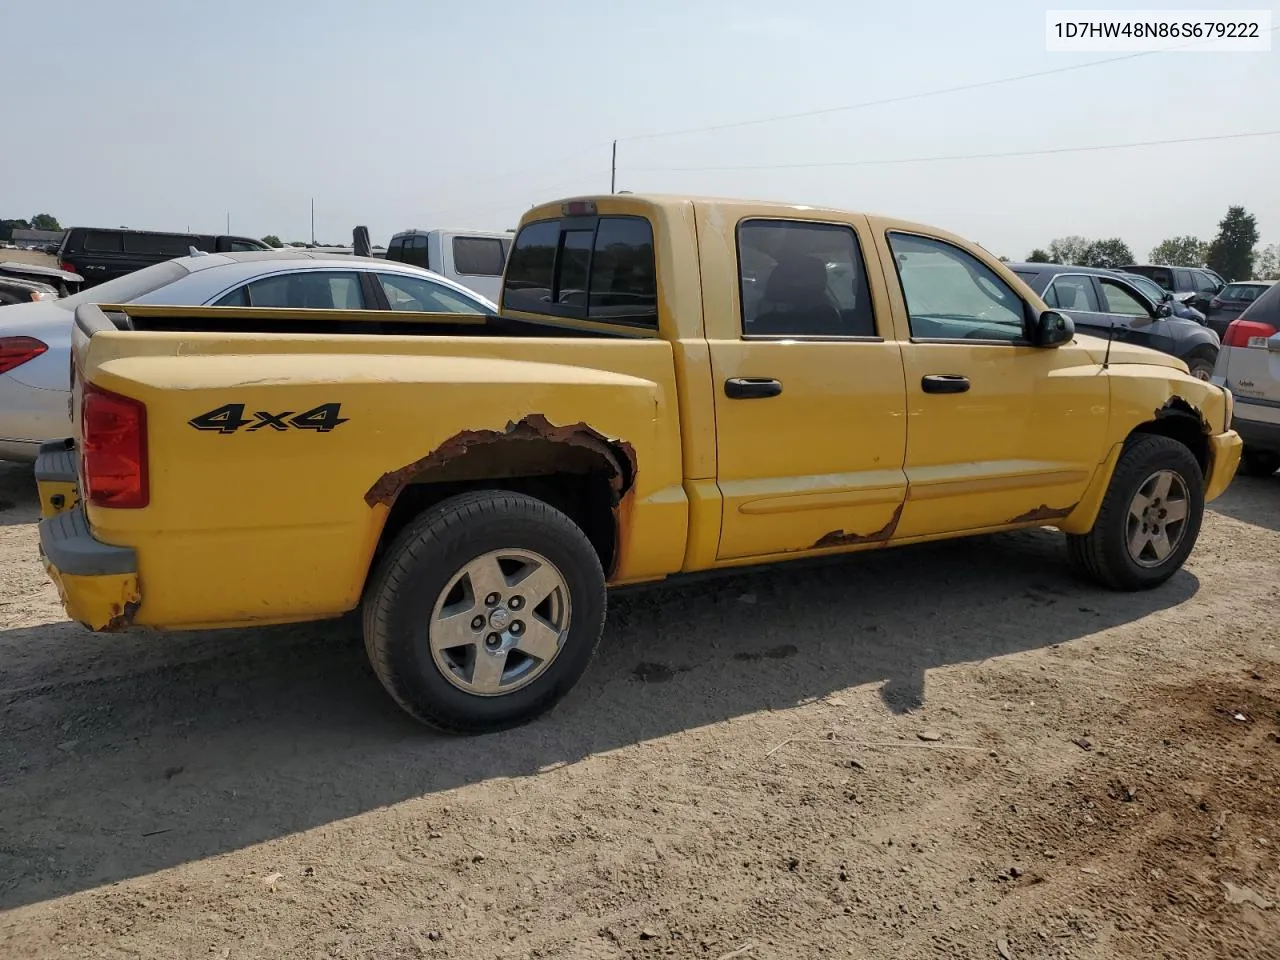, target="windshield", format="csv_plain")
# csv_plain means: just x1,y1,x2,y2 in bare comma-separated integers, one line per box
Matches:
1124,274,1167,302
58,260,190,309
